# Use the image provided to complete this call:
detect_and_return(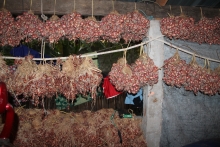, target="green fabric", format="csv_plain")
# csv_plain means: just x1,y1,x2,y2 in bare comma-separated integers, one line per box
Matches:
74,95,92,106
55,95,69,110
55,94,92,110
